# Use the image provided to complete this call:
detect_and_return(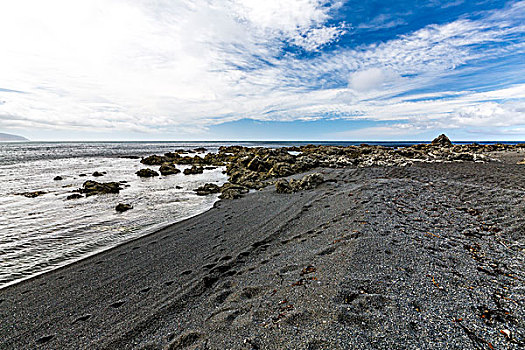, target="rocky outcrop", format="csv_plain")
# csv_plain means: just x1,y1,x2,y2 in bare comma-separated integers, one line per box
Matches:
136,169,159,177
134,135,524,200
115,203,133,212
431,134,453,147
183,165,204,175
53,176,63,181
159,163,181,176
77,181,122,196
92,171,105,177
194,183,220,196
